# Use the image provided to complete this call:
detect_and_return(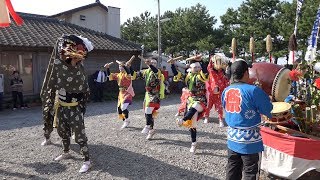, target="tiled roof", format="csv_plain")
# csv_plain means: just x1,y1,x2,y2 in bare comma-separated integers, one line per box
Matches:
50,2,108,18
0,13,141,52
